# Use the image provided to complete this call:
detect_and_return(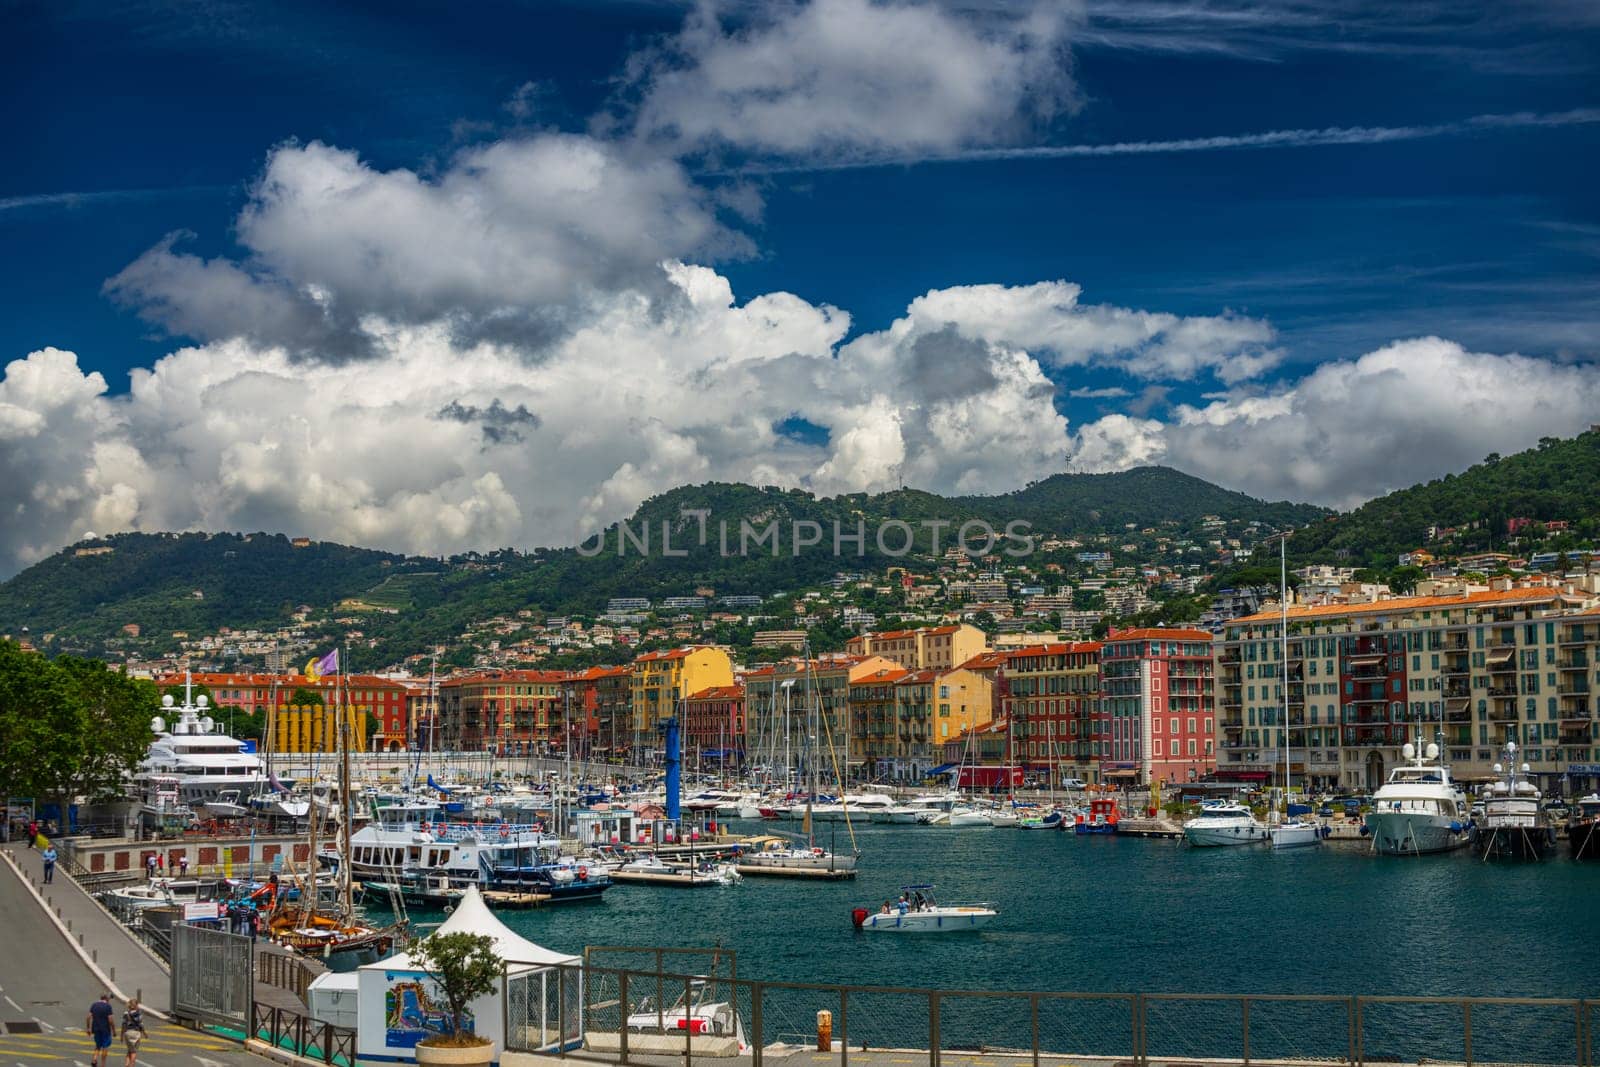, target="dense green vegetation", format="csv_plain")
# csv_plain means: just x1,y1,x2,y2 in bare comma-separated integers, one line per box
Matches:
1,466,1320,661
1280,430,1600,568
0,640,157,819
